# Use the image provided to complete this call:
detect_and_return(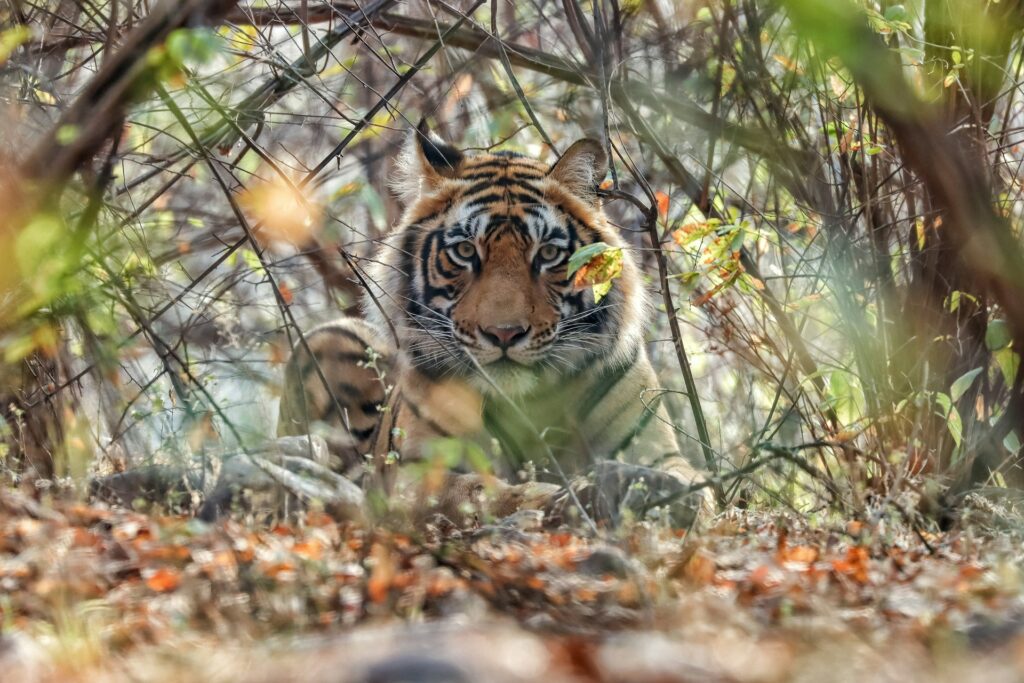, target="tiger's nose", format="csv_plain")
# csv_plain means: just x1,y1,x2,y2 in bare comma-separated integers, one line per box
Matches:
480,325,530,349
